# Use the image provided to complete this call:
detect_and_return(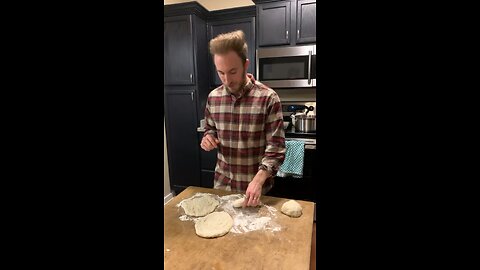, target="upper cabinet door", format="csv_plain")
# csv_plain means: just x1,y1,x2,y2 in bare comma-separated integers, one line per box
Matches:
164,15,195,85
257,1,291,47
296,0,316,44
208,17,256,86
